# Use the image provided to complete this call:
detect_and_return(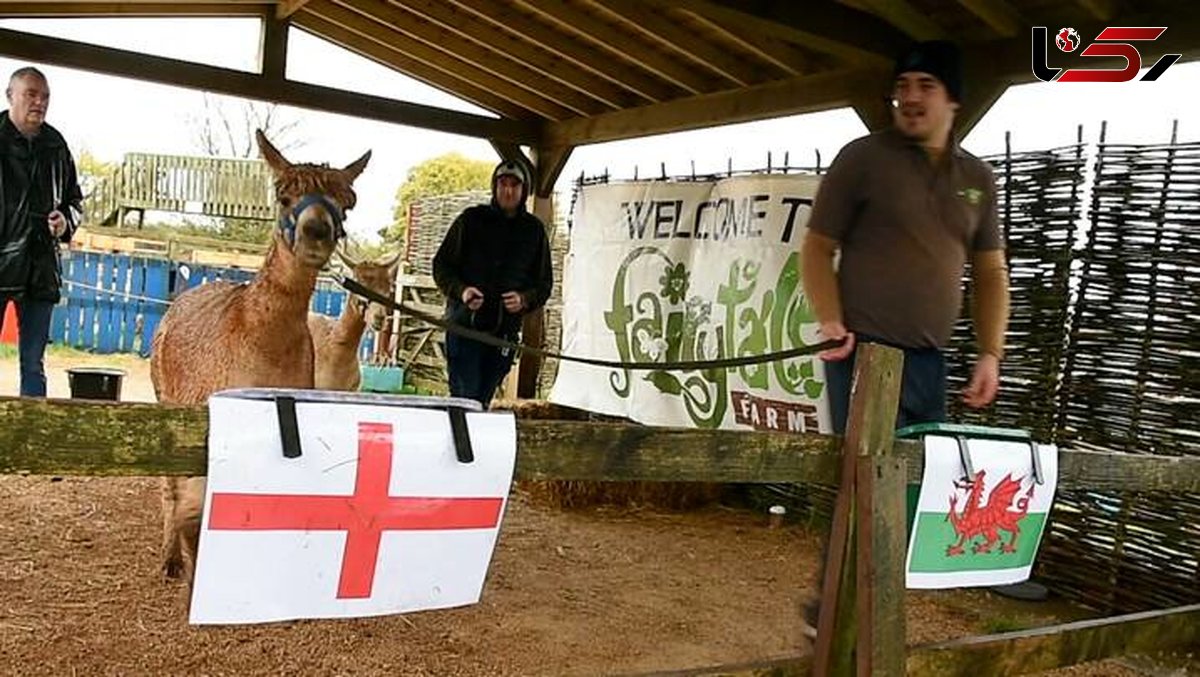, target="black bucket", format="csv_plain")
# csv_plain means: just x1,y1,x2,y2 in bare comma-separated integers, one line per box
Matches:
66,367,126,401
